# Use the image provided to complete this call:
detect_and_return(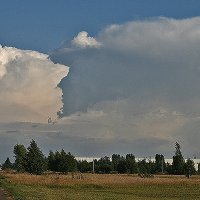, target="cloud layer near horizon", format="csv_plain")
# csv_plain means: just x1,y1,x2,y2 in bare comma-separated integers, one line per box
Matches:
0,46,68,122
